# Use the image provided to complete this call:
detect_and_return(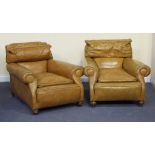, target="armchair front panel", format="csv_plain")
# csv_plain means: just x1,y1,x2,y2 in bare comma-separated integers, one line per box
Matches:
94,82,142,101
37,84,81,108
